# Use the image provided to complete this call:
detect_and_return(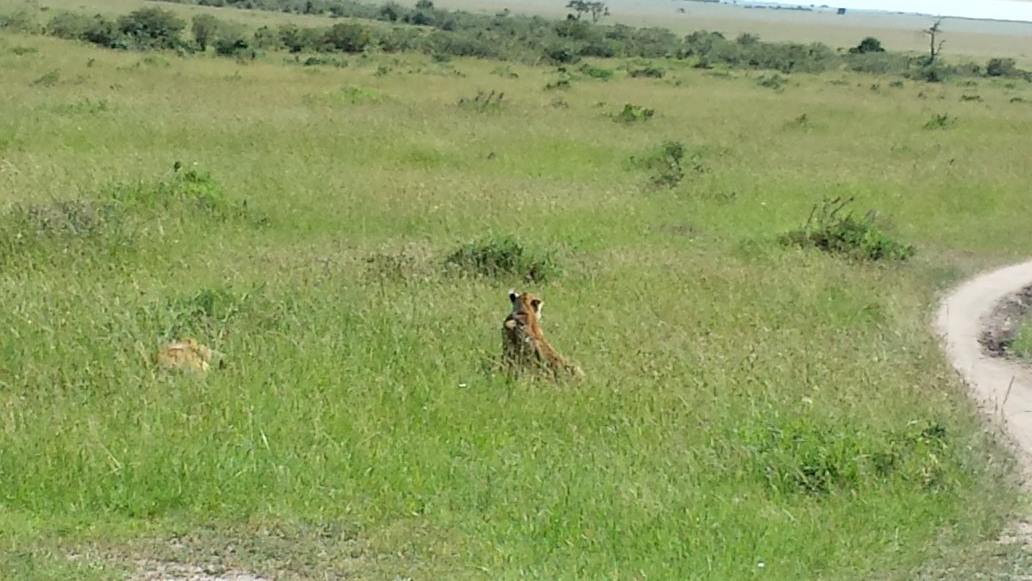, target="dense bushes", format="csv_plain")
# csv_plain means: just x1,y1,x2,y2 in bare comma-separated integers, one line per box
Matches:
28,0,1023,83
44,7,185,50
